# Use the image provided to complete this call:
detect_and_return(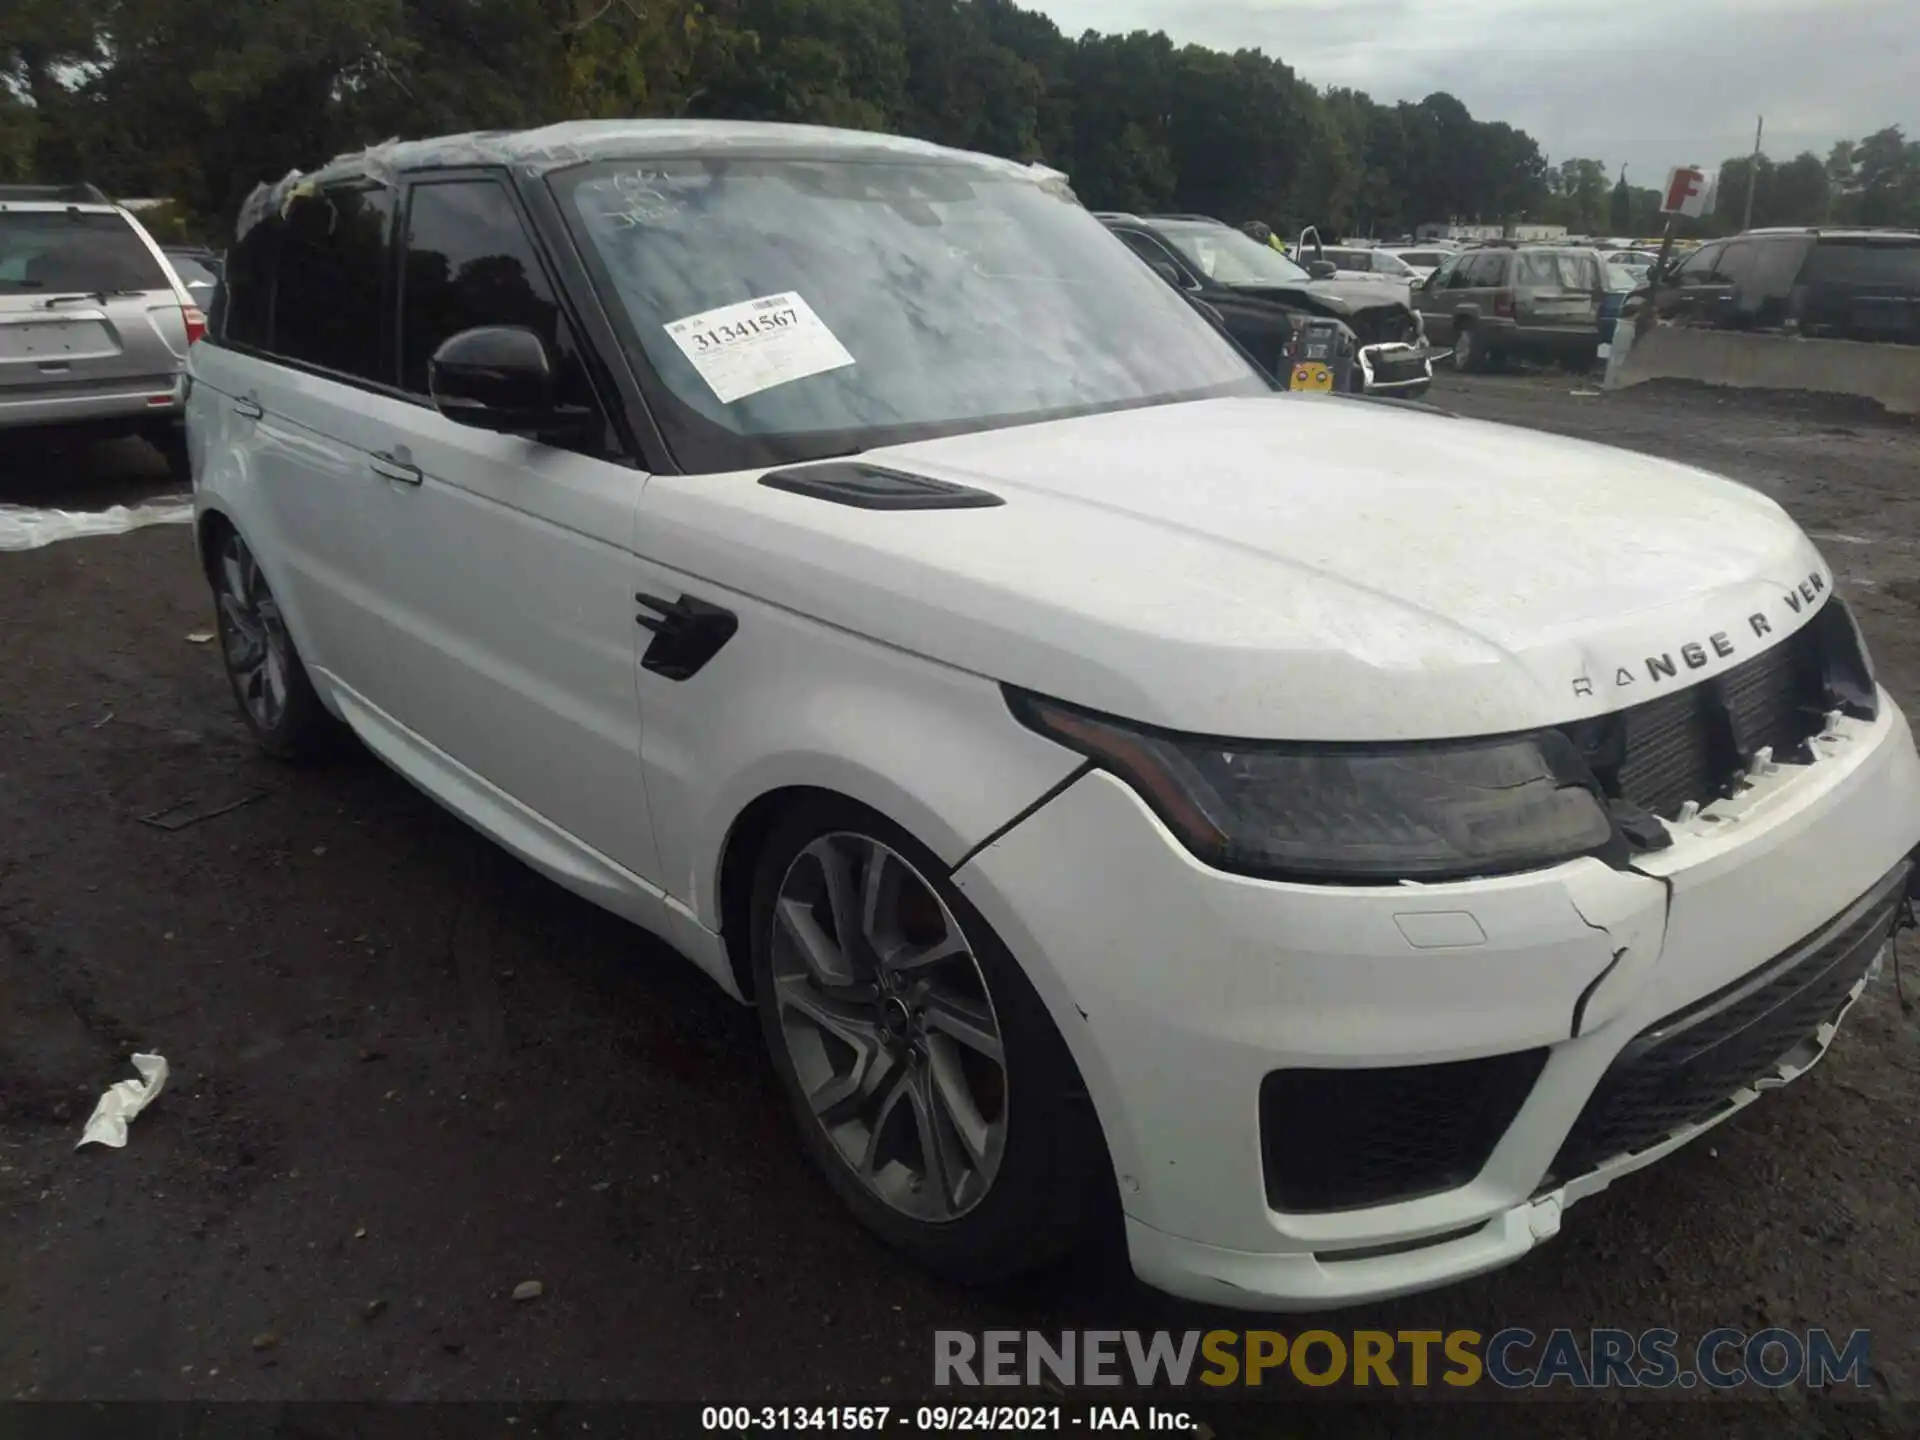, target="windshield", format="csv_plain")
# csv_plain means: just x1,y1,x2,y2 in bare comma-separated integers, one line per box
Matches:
555,158,1267,471
1606,263,1645,291
0,211,168,293
1369,250,1414,277
1152,220,1312,286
